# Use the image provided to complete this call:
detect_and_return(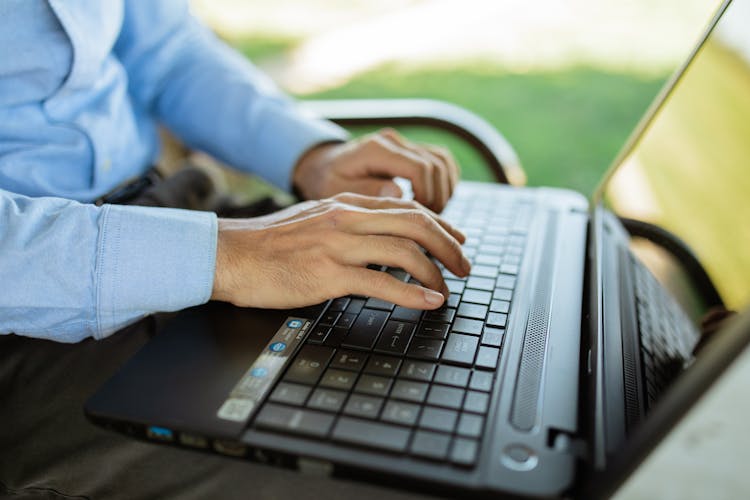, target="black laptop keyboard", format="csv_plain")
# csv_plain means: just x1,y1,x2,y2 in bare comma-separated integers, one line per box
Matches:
252,194,535,468
632,255,699,410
